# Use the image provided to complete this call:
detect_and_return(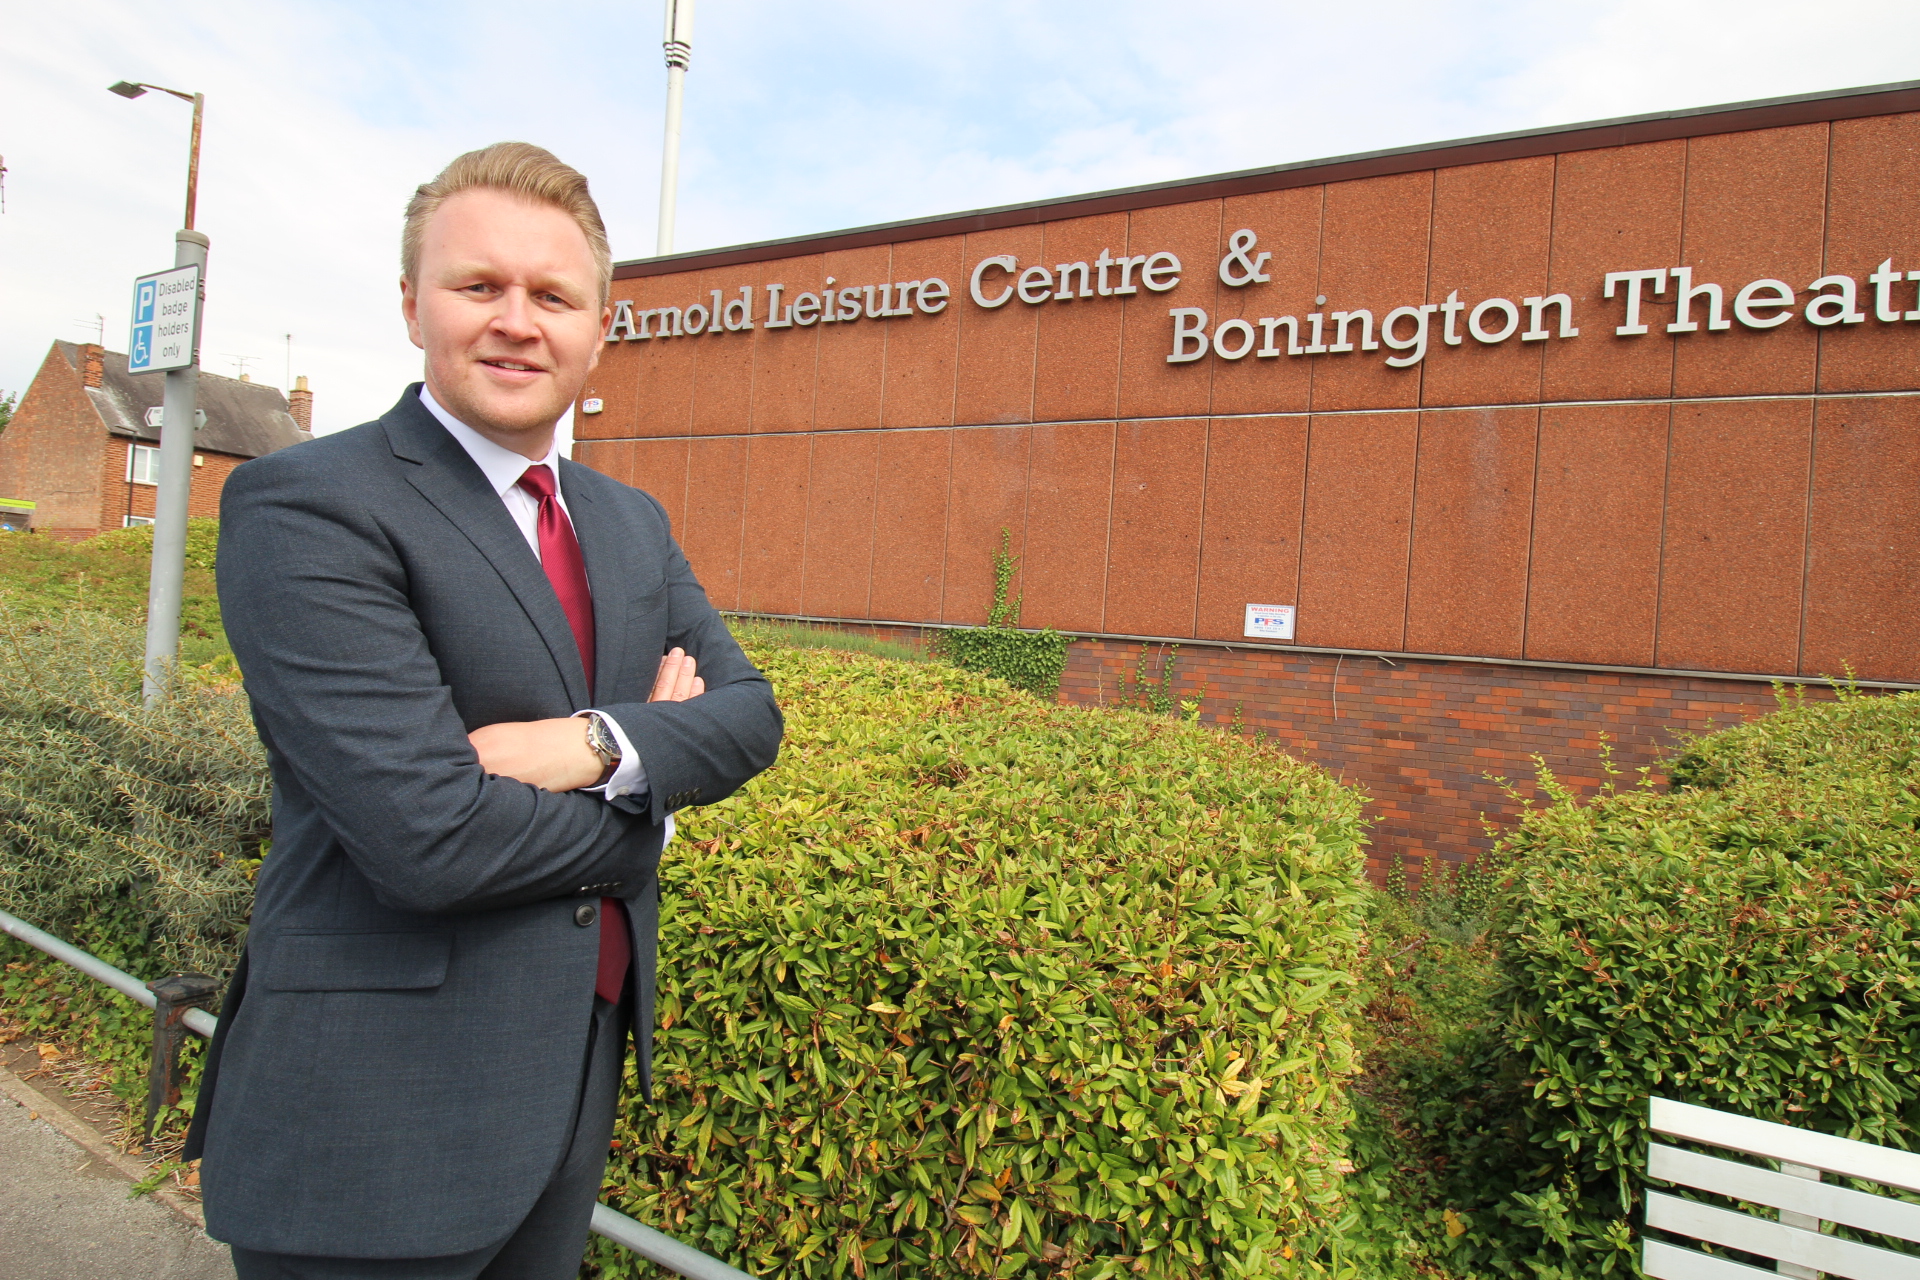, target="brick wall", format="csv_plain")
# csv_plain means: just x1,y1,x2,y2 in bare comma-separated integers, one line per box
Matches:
1060,639,1836,883
0,346,107,537
96,438,245,532
759,616,1853,884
